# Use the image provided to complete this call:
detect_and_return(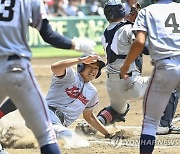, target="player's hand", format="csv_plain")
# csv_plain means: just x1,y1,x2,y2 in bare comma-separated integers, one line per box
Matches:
120,64,130,80
79,54,100,64
73,37,96,54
